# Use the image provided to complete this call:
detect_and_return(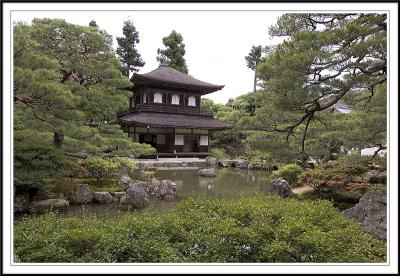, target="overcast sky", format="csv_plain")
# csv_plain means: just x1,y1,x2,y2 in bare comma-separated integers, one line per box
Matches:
12,10,283,103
